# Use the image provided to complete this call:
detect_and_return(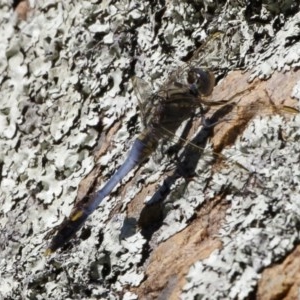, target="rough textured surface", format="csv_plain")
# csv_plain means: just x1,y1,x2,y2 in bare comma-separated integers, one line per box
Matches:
257,245,300,300
1,1,300,299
